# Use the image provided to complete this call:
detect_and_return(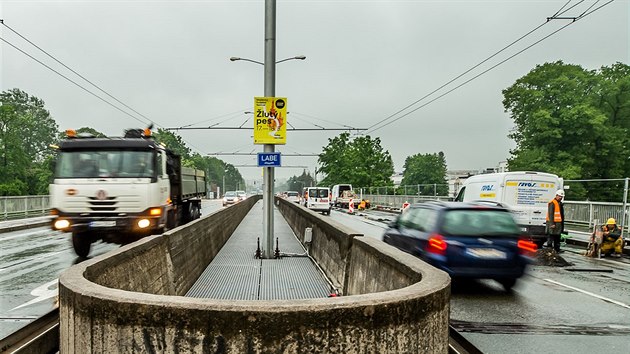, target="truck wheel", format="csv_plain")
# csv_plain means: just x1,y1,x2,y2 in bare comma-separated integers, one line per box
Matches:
192,203,201,220
72,232,91,258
